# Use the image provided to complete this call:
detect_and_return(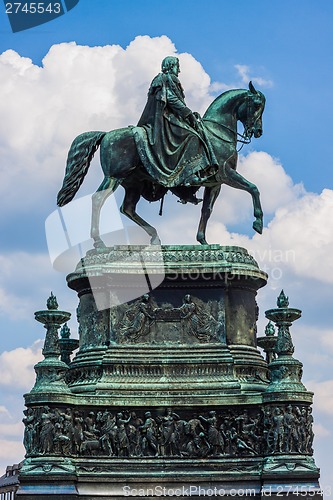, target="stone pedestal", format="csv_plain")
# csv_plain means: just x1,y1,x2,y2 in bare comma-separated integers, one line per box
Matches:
17,245,321,498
